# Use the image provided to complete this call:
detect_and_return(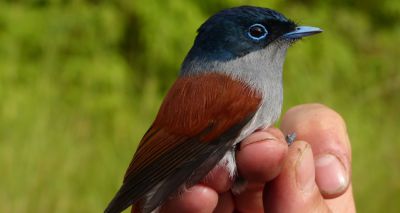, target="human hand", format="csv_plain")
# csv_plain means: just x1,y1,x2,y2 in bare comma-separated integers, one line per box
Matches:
160,104,355,212
264,104,355,213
